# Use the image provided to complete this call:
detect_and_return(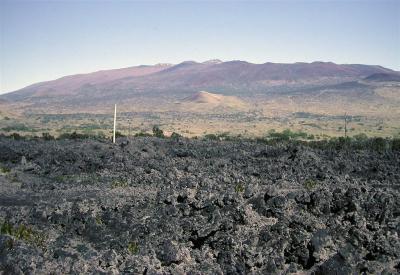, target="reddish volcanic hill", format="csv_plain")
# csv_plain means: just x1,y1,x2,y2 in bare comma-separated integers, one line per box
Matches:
183,91,226,104
181,91,247,109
